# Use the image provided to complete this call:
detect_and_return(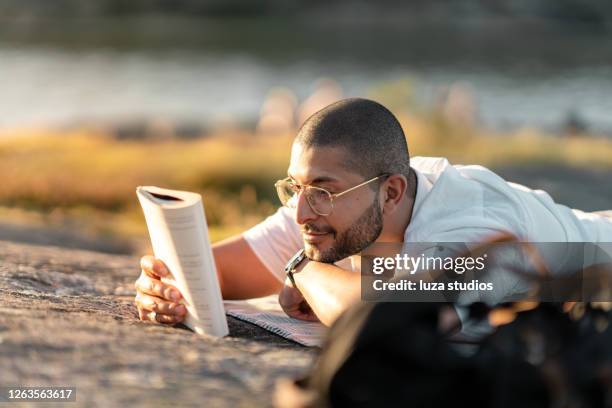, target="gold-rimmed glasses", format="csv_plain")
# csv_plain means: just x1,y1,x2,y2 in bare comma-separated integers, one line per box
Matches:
274,174,389,216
